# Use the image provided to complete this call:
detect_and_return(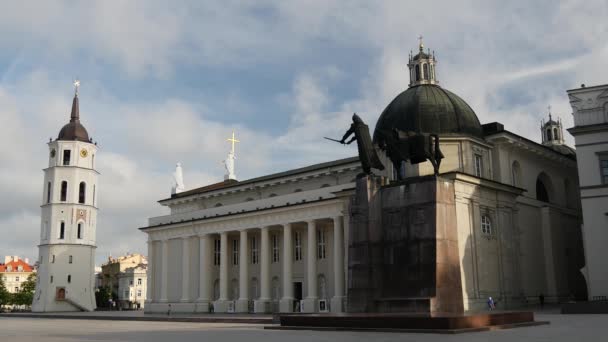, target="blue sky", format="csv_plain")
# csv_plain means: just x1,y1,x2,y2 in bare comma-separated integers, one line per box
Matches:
0,0,607,265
